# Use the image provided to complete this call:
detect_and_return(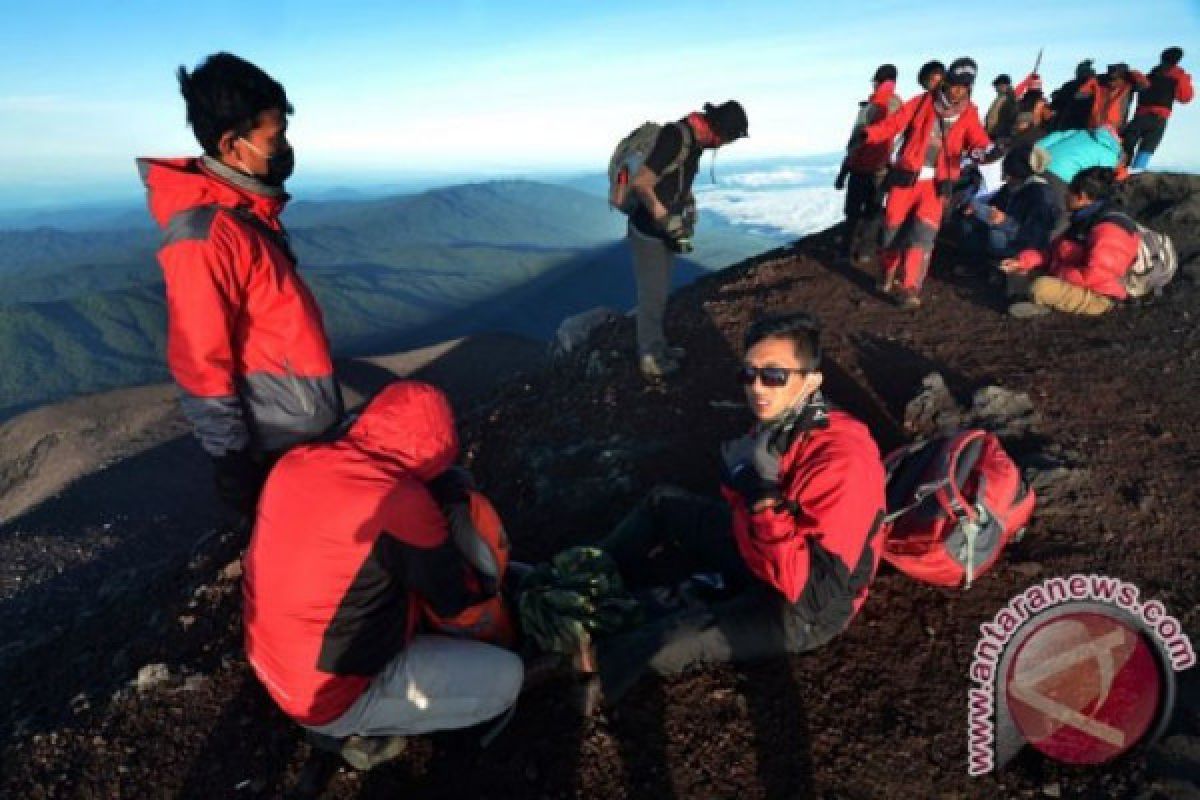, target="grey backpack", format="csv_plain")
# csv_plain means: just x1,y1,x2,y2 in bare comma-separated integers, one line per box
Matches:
607,121,693,214
1123,221,1178,298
